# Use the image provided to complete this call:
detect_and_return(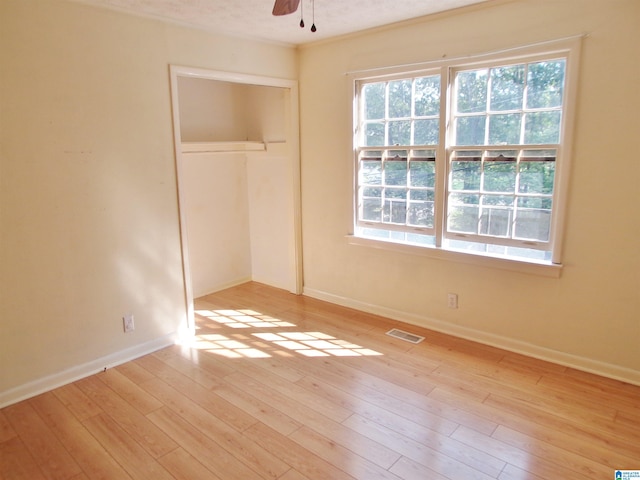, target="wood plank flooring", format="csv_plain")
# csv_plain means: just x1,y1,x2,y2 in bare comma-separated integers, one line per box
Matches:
2,281,639,479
